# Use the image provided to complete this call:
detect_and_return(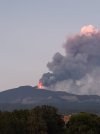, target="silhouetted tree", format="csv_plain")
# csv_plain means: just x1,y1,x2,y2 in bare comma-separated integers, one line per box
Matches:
65,112,100,134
